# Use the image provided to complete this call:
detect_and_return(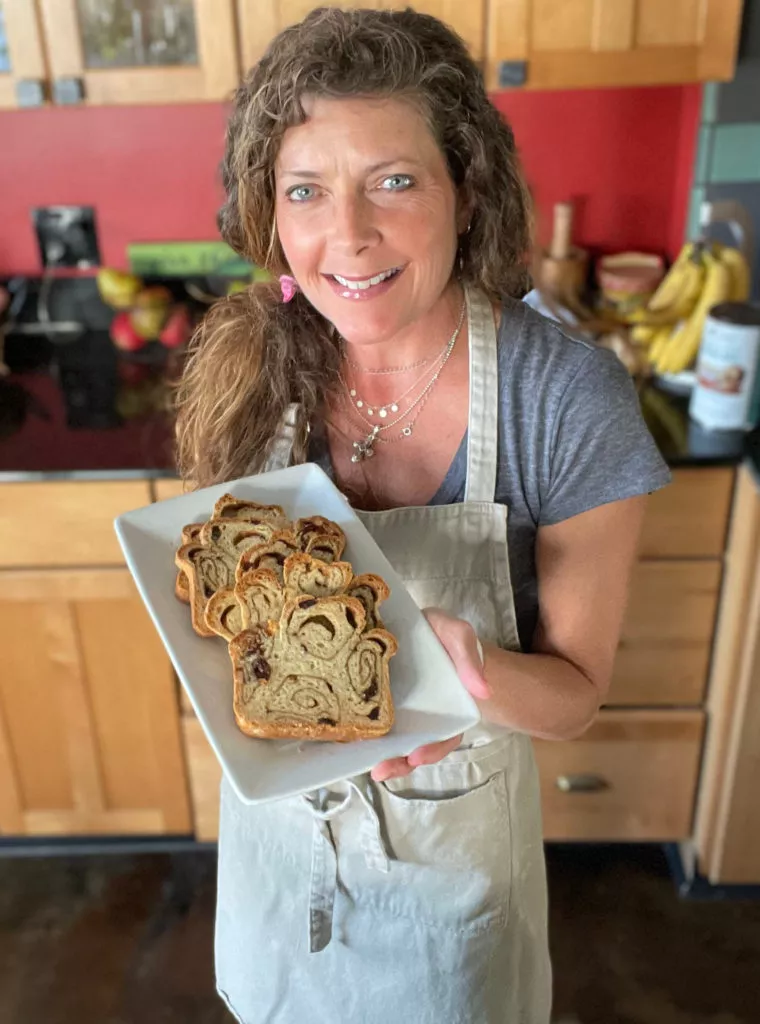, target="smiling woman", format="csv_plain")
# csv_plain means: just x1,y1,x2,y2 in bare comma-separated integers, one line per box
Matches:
174,8,670,1024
